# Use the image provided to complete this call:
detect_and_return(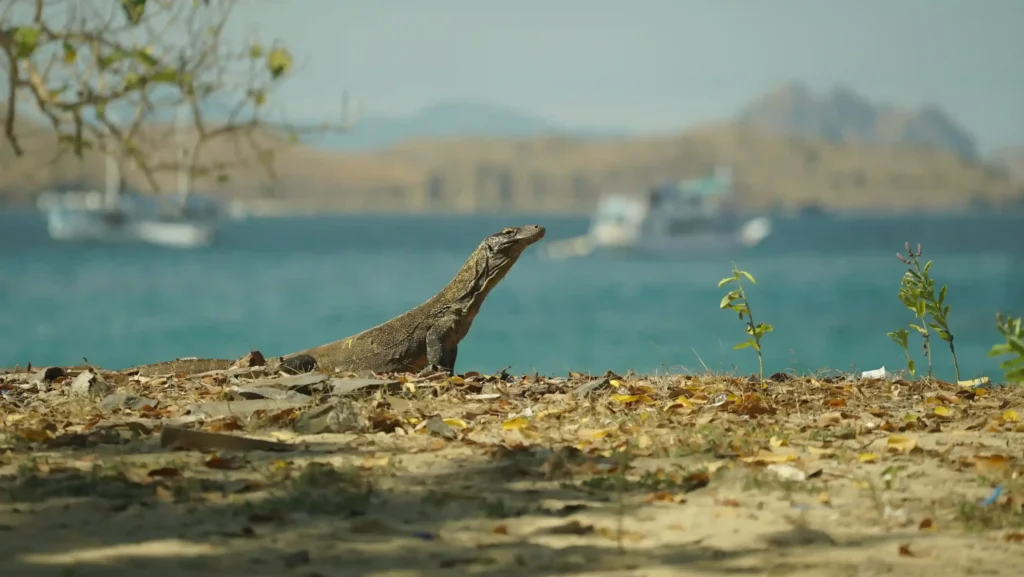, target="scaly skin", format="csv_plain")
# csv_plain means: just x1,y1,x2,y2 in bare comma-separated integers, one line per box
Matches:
275,225,546,374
